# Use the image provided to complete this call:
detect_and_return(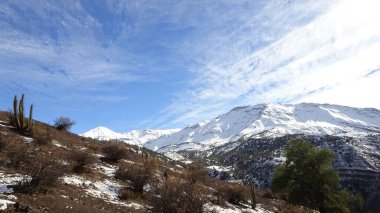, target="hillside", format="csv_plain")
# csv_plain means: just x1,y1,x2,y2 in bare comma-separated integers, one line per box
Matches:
0,110,310,213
